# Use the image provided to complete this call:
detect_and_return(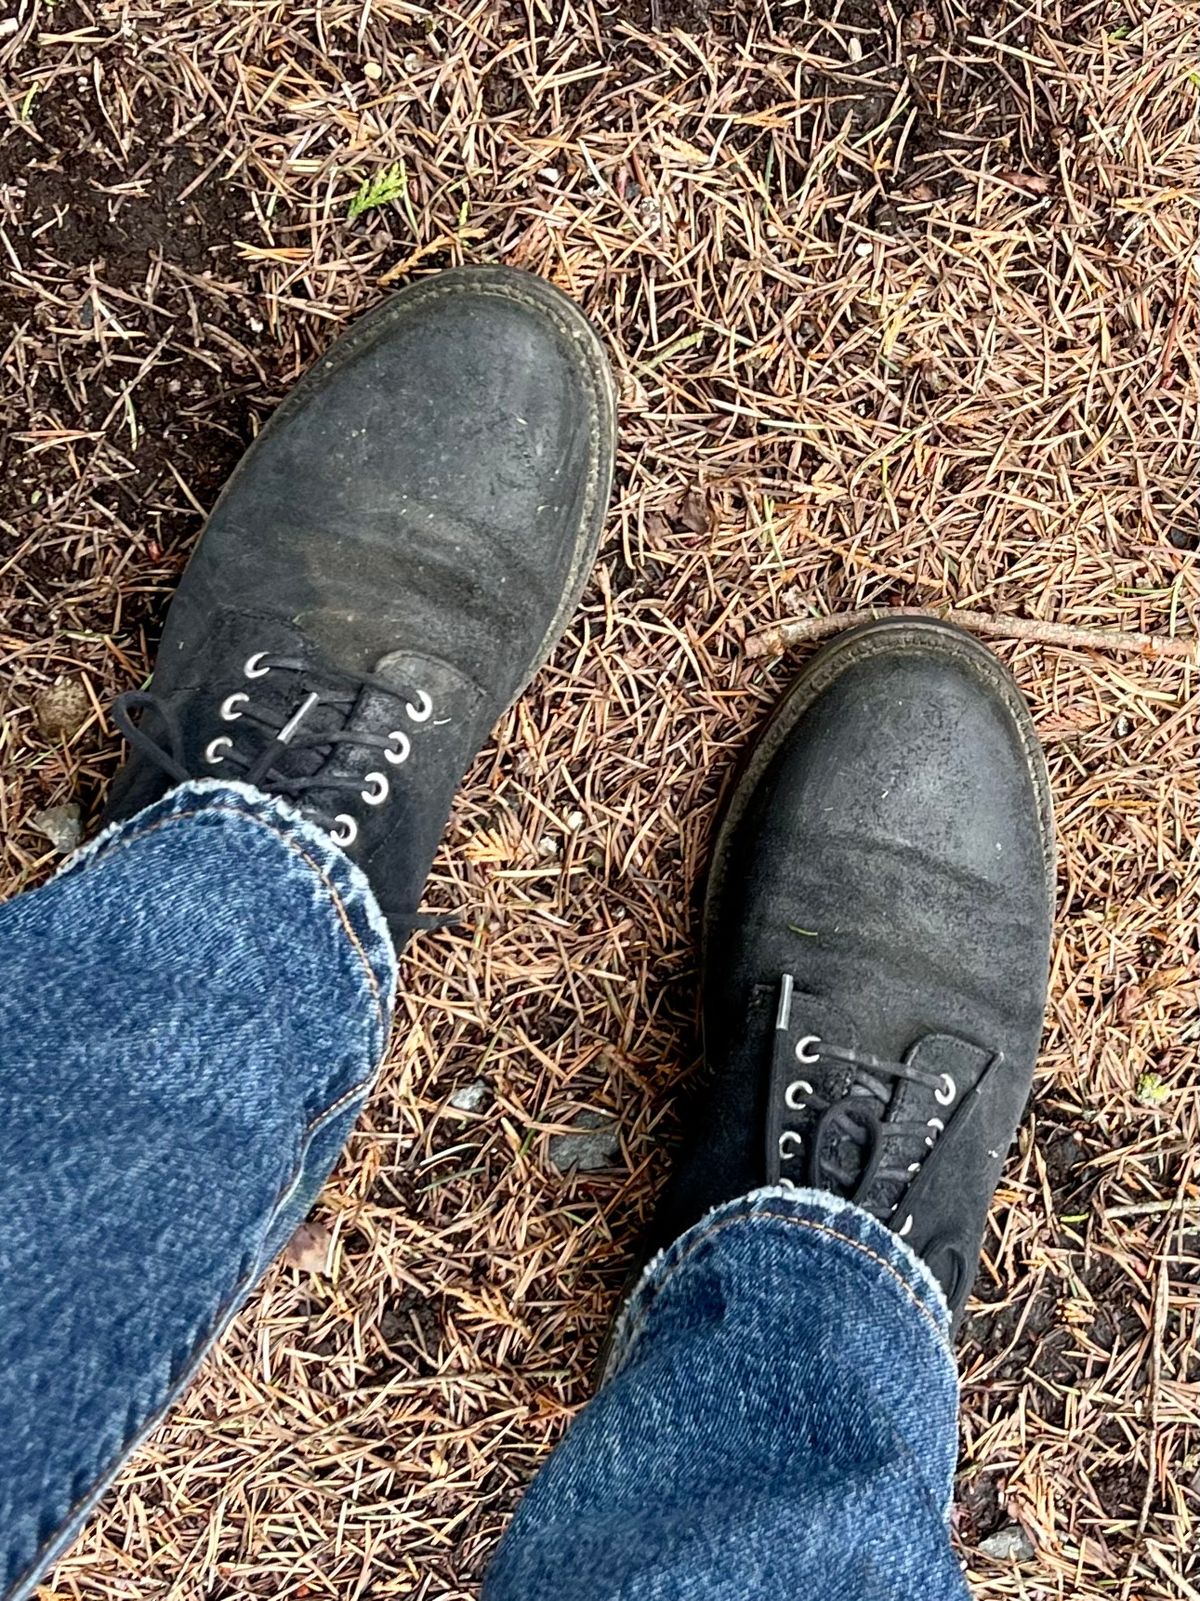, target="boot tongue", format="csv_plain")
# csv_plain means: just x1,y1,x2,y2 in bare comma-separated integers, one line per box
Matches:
286,657,412,787
240,665,354,787
266,653,432,829
310,648,491,874
809,1093,880,1194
